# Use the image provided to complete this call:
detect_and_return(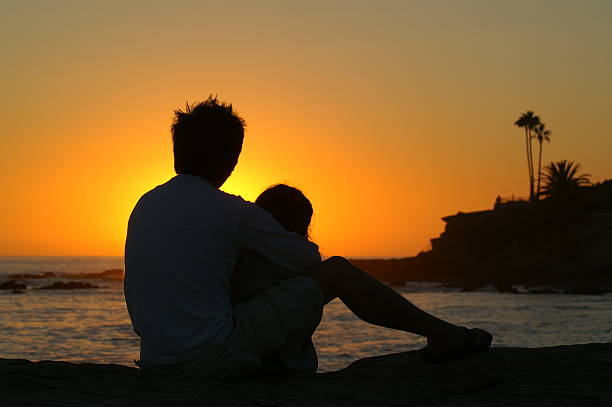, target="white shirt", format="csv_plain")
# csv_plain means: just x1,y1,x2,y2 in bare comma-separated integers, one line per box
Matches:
124,174,321,364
